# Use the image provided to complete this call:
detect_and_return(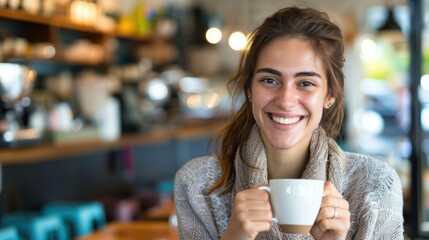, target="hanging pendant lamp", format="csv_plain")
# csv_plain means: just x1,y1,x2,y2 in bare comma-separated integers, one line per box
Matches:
378,7,401,32
377,7,404,45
